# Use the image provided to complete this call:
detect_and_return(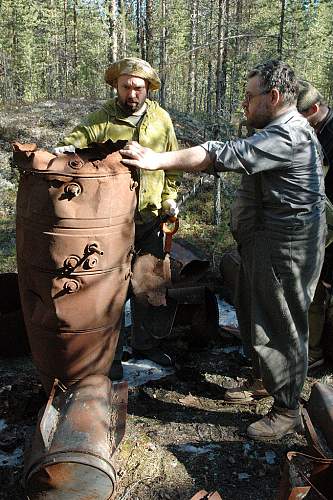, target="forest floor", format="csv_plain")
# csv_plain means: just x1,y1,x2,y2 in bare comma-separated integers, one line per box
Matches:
1,331,332,500
0,99,333,500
